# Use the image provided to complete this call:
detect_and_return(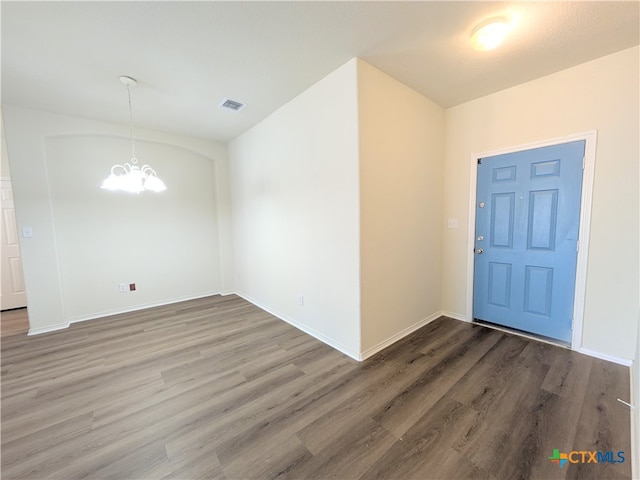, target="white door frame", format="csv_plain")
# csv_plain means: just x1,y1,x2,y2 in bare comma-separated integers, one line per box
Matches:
1,178,28,311
465,130,597,351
